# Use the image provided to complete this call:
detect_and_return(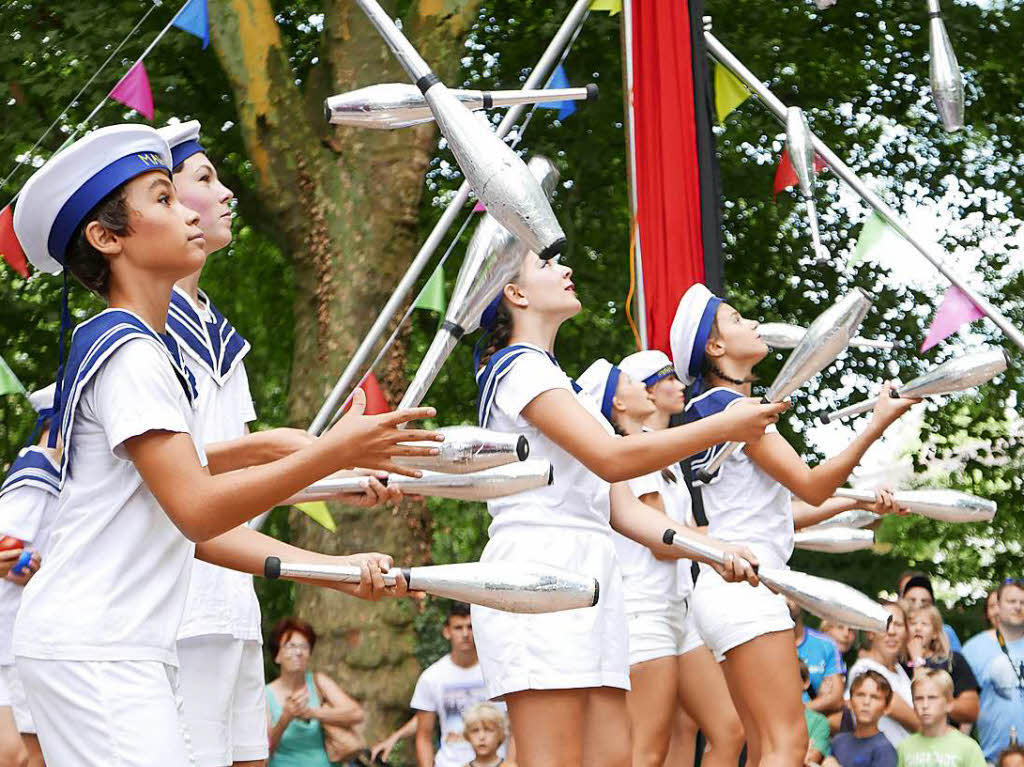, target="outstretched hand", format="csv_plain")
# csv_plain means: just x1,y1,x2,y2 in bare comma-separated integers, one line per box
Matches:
870,381,921,432
723,398,790,444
